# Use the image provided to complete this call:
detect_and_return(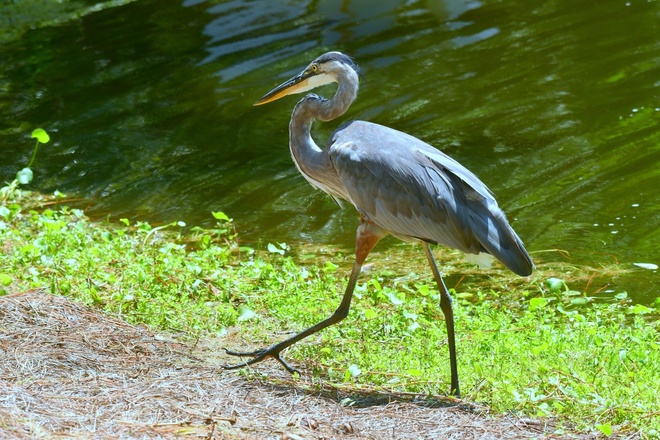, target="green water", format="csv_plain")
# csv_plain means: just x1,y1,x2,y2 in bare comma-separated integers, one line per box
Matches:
1,0,658,301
